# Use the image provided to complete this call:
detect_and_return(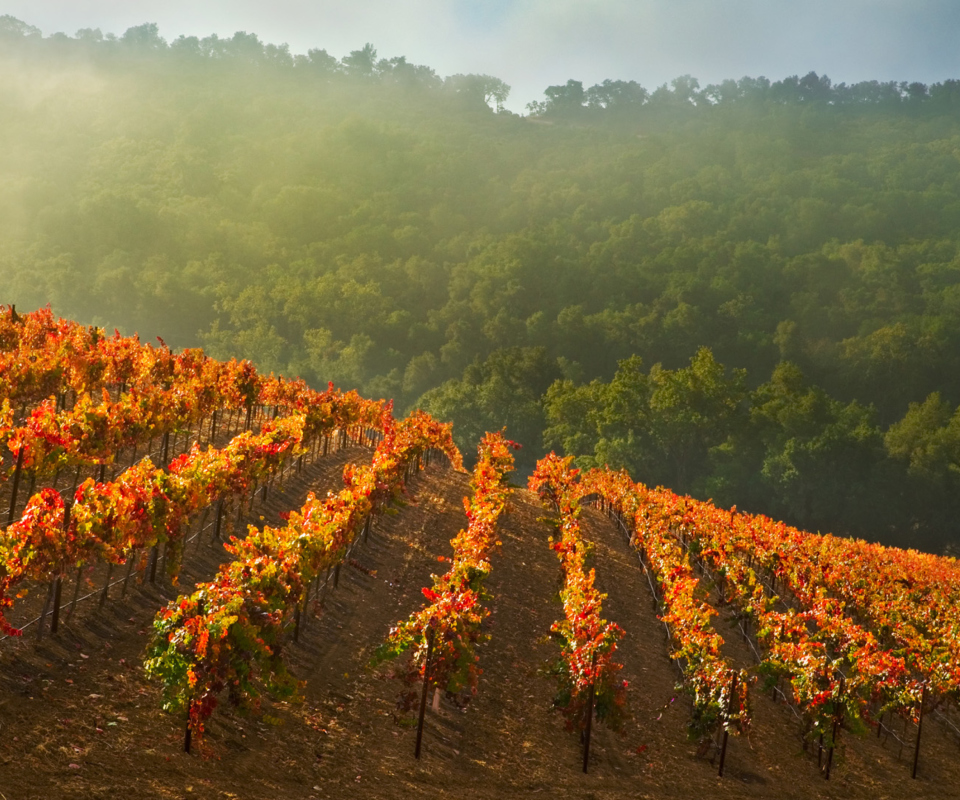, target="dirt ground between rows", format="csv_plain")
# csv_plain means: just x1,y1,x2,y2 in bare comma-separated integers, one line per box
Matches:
1,461,959,800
